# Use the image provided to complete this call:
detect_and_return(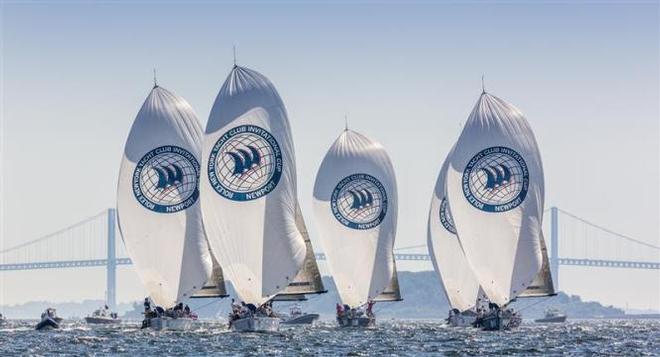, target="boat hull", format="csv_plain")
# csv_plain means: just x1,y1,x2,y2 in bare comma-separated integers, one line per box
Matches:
85,316,122,325
535,315,567,323
231,316,280,332
281,313,319,325
337,316,375,328
35,318,59,330
145,317,193,331
478,312,521,331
